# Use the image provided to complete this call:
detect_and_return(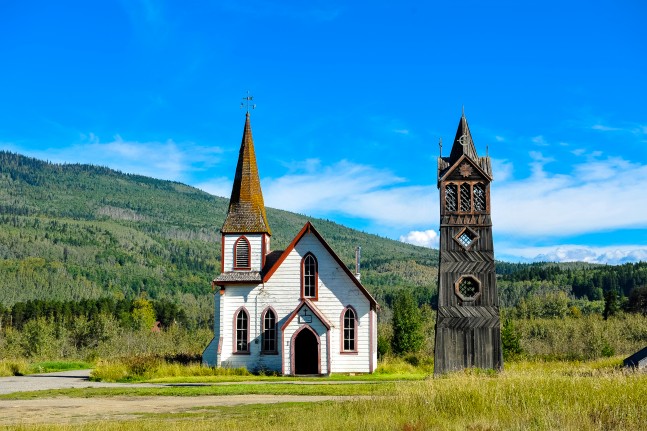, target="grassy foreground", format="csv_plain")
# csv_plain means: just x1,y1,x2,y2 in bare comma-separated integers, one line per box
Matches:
2,358,646,430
